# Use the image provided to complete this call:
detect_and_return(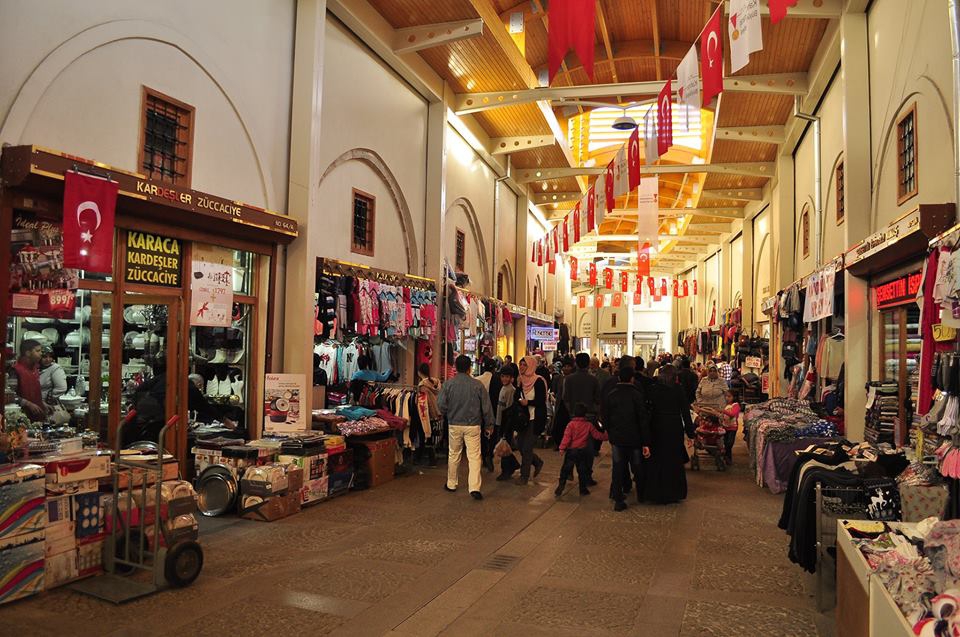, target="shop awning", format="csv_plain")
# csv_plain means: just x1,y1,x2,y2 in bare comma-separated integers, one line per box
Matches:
845,204,953,278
